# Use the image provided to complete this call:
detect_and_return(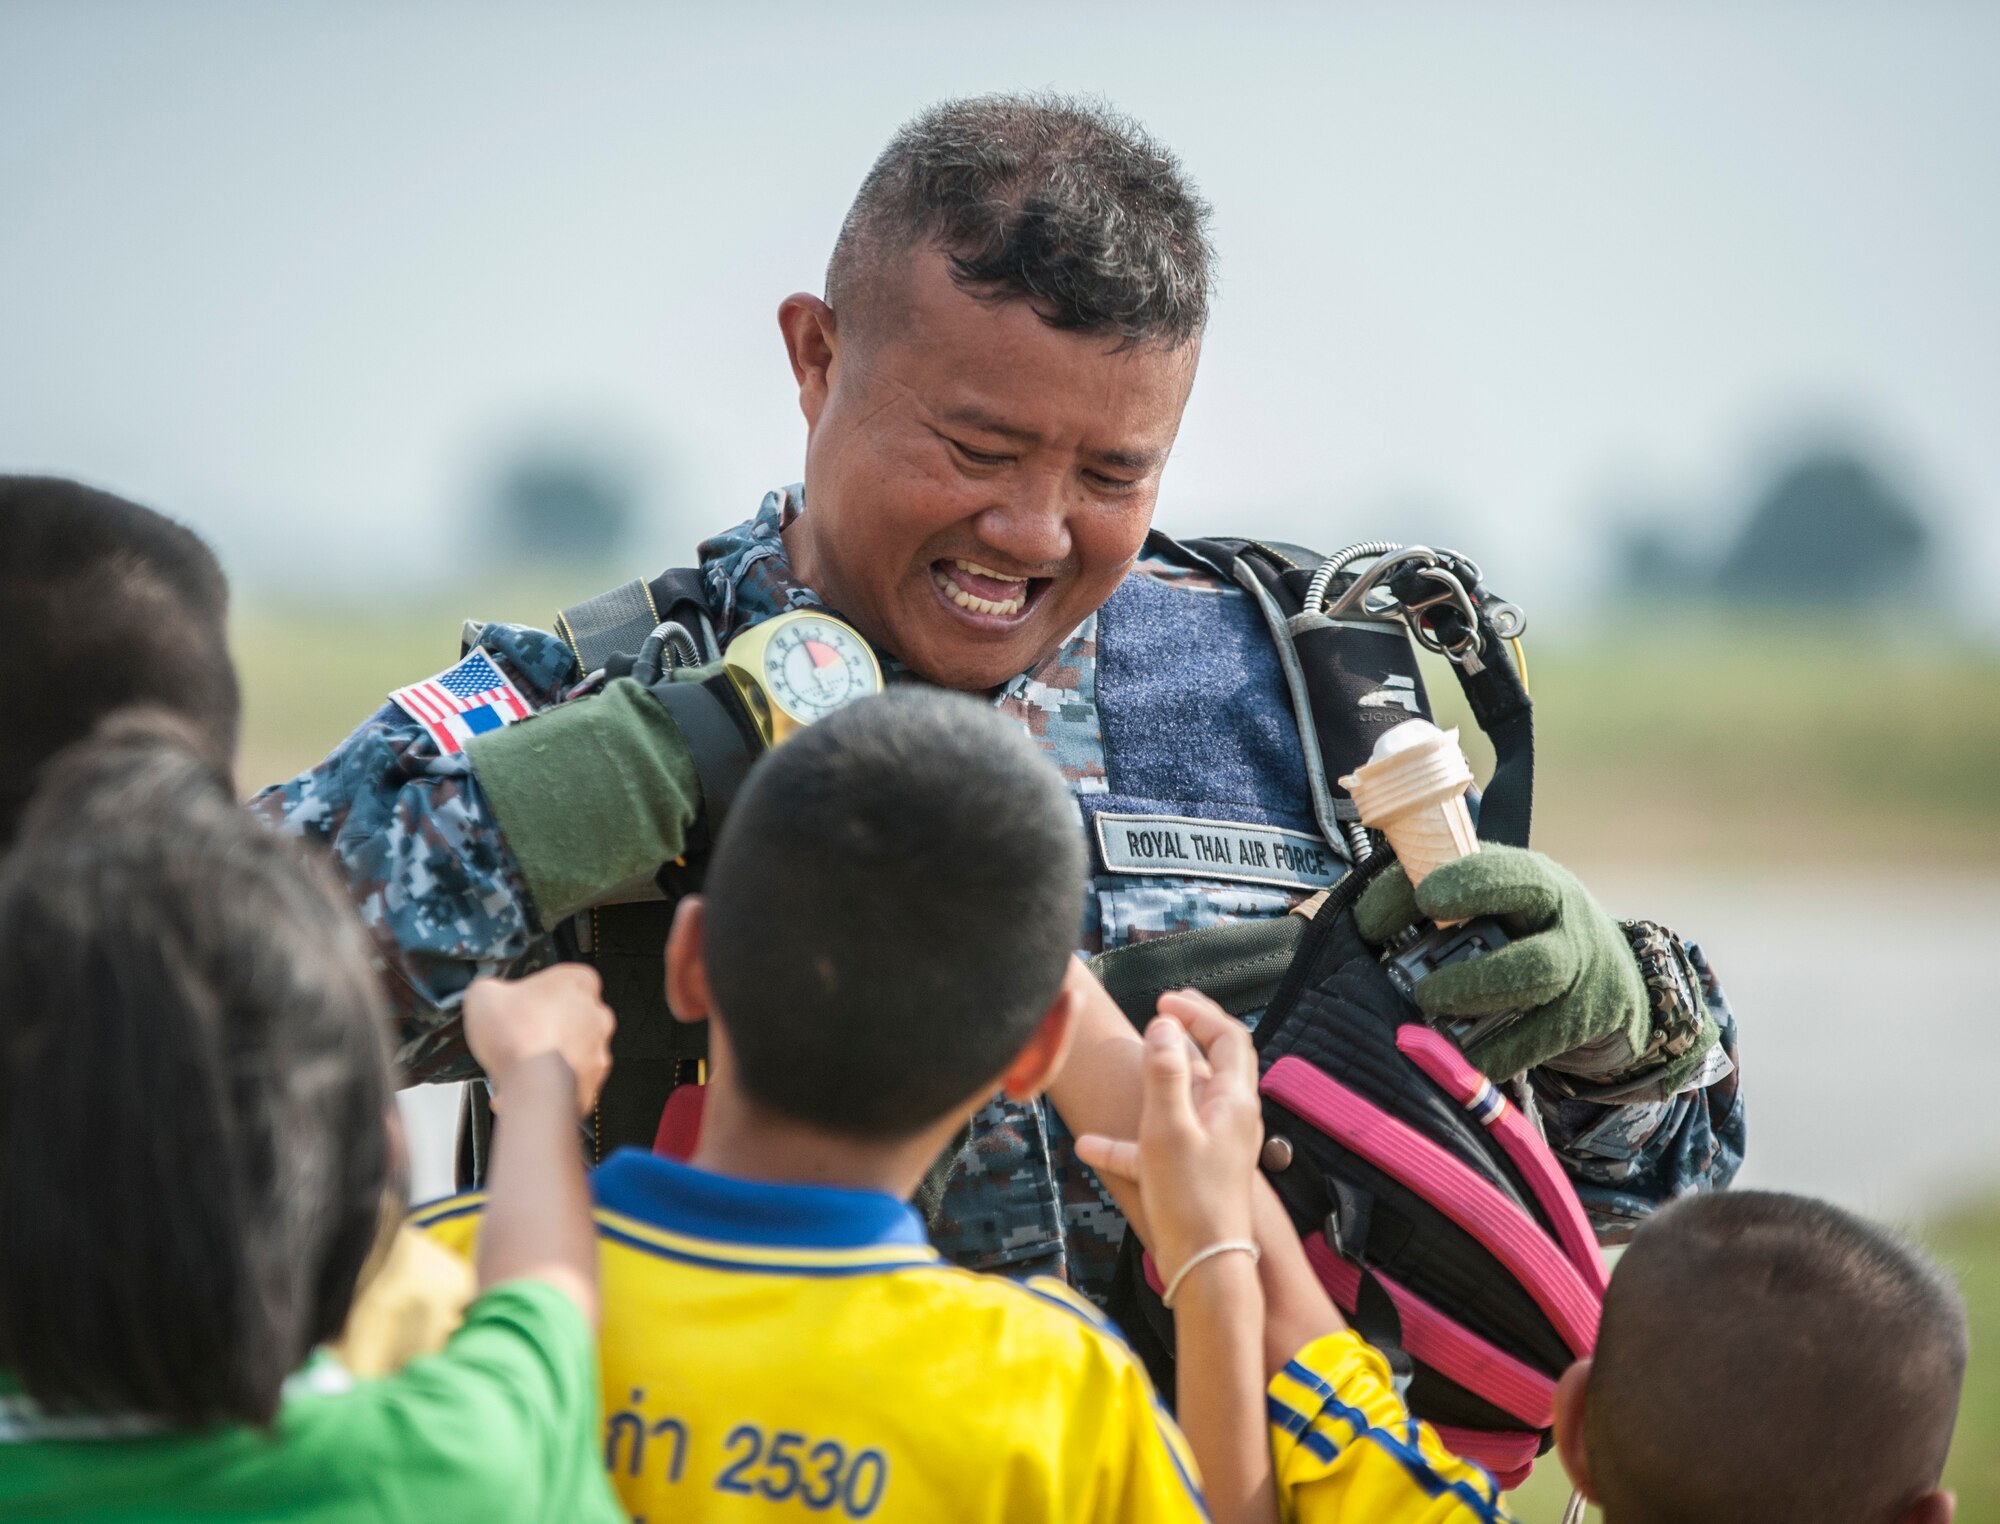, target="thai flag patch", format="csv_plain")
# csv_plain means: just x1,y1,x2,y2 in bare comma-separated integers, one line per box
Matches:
389,648,532,755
